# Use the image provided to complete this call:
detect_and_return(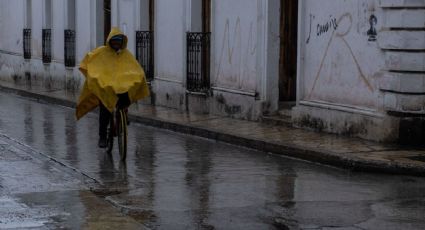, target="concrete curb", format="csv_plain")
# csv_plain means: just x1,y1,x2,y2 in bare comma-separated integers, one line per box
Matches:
1,84,424,176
